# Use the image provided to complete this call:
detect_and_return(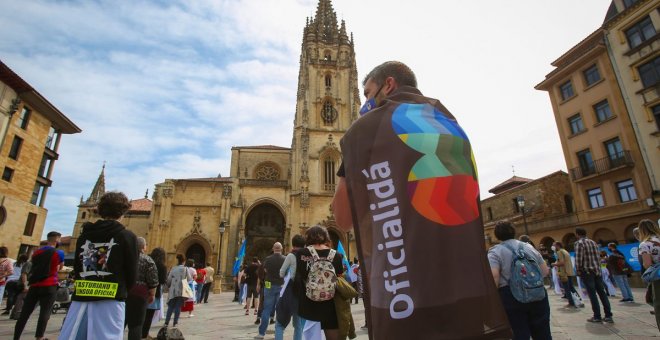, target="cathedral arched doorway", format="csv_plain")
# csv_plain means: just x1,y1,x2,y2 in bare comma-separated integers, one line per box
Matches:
245,202,285,261
186,243,206,268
